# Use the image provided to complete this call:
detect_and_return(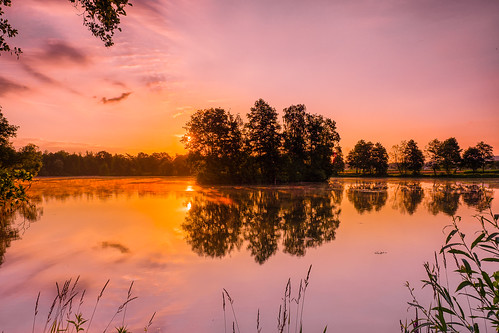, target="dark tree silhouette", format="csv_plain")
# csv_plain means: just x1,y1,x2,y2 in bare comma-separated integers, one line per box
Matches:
462,147,483,173
182,108,243,184
245,99,282,184
346,140,388,175
403,139,425,175
440,137,461,174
